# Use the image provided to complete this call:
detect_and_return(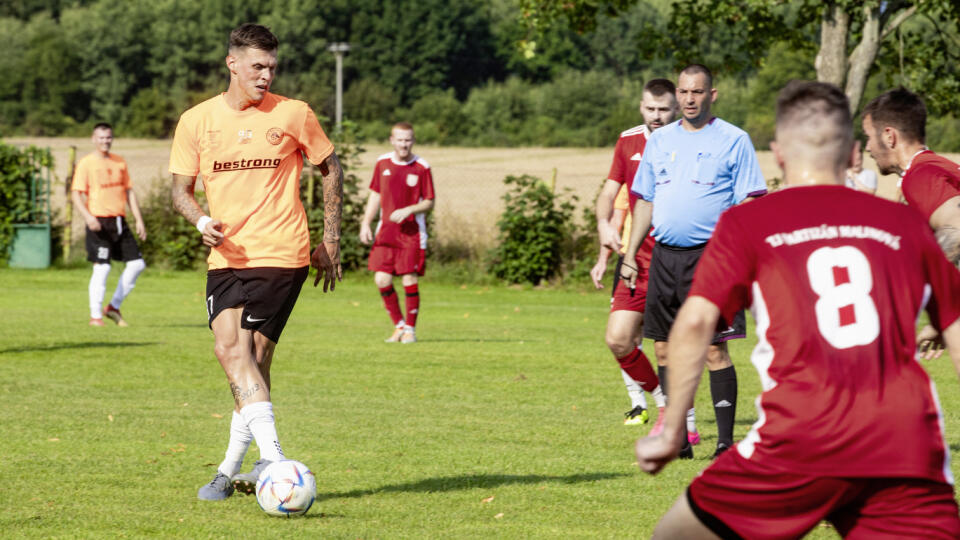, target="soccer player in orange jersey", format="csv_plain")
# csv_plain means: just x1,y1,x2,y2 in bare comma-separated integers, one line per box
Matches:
71,122,147,327
360,123,436,344
168,23,343,501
